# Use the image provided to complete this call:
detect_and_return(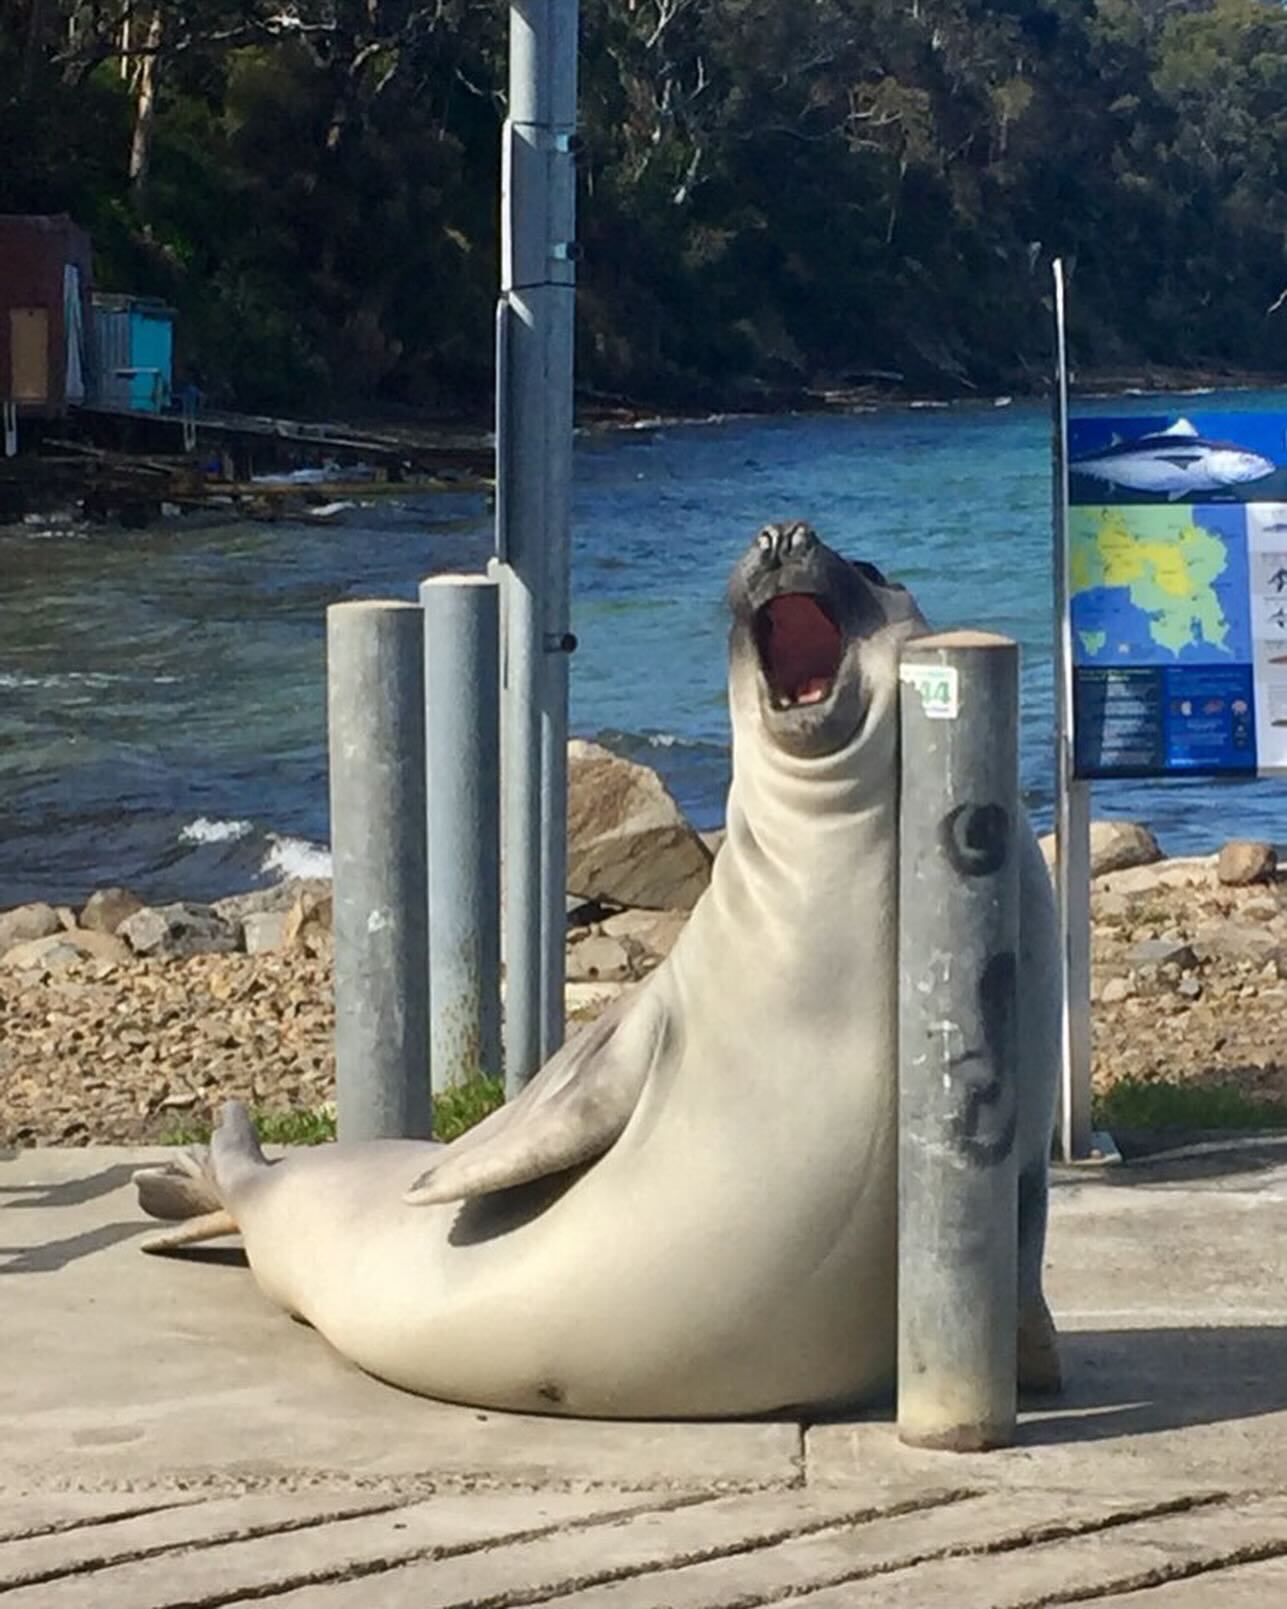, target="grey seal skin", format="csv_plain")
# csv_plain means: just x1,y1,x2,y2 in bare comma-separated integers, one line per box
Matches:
136,521,1062,1417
